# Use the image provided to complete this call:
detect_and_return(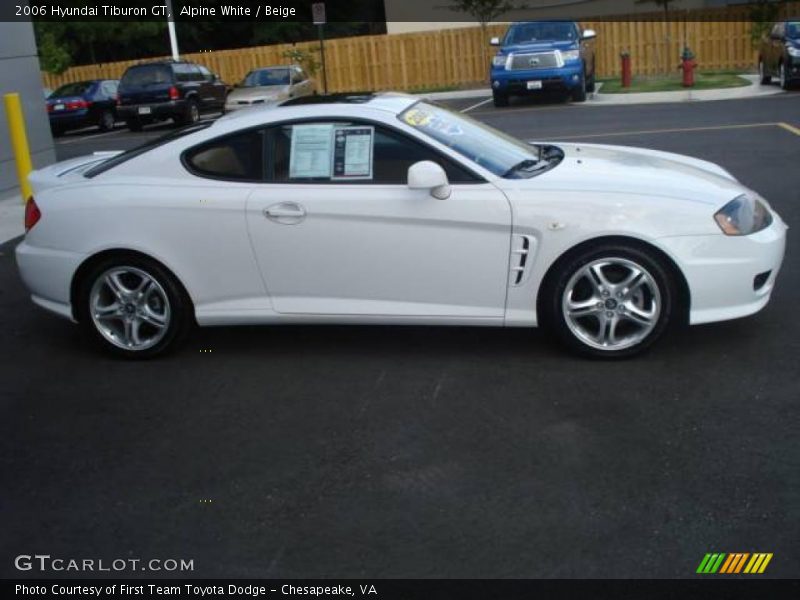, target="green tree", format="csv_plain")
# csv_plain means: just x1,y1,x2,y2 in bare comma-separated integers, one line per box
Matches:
449,0,523,79
749,0,786,48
